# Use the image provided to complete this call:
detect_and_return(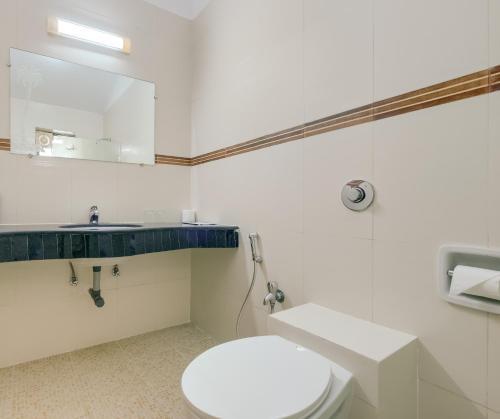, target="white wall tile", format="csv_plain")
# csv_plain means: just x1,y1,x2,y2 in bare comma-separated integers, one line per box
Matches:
191,248,250,341
69,159,118,224
192,0,301,102
5,293,109,367
234,304,268,339
0,0,17,138
116,250,191,288
116,278,190,339
373,239,488,404
252,142,303,234
304,0,373,121
351,397,378,419
191,0,303,155
488,314,500,412
419,380,487,419
116,163,190,223
0,152,20,224
0,263,18,308
488,92,500,246
303,236,373,320
373,97,489,244
16,157,72,224
490,0,500,67
192,157,259,230
374,0,489,100
66,288,118,350
10,260,78,305
195,141,303,234
488,409,500,419
149,11,192,156
303,124,373,240
0,307,15,368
